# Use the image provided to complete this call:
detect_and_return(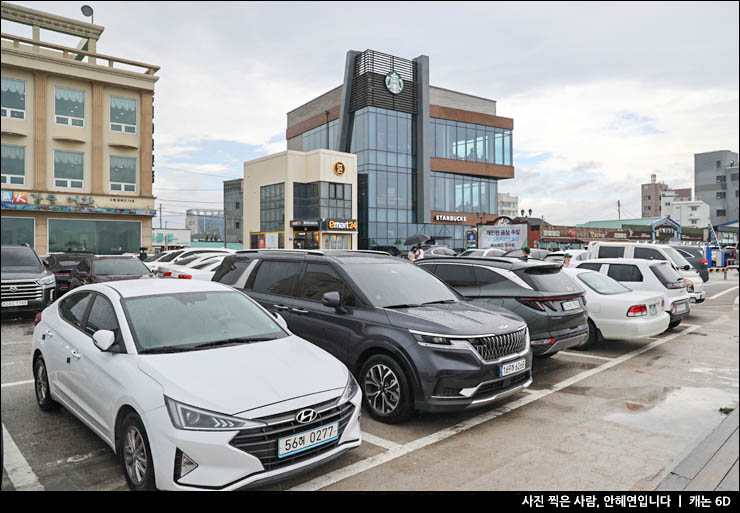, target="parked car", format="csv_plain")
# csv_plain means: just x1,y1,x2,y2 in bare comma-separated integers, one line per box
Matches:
145,248,234,273
459,248,506,258
69,256,154,290
1,244,56,316
156,252,227,278
212,250,532,423
584,242,705,303
575,258,690,329
416,257,589,358
370,245,402,257
420,245,458,257
161,255,227,281
563,268,670,348
544,249,588,266
670,245,709,282
503,248,550,260
43,252,95,298
31,279,361,490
